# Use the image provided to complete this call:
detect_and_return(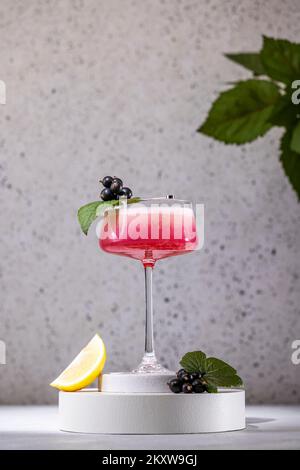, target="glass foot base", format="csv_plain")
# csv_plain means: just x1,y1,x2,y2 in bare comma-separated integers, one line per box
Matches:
132,354,173,375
